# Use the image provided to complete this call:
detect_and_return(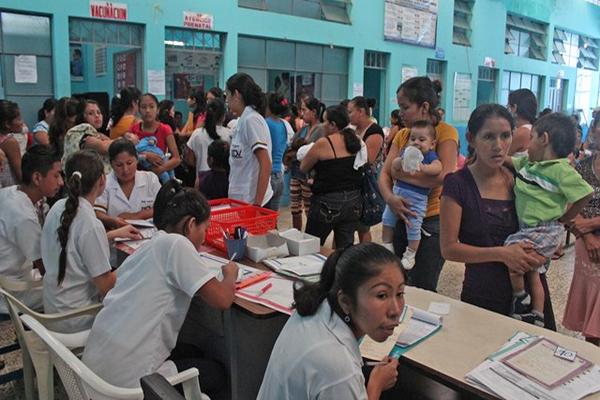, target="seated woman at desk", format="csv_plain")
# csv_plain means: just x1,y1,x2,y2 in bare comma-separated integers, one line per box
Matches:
83,180,238,400
42,150,140,333
439,104,556,329
258,243,402,400
95,139,161,230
